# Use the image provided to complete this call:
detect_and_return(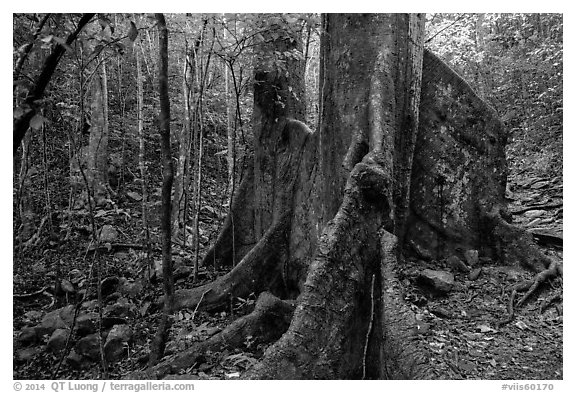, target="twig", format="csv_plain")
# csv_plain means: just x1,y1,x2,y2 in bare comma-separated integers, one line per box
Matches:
191,288,212,322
